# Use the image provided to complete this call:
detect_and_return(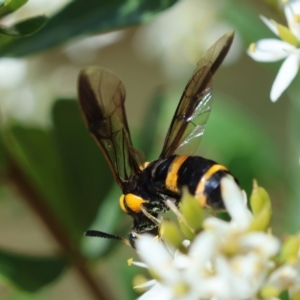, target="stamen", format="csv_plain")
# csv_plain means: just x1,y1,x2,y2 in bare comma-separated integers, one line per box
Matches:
249,43,256,53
